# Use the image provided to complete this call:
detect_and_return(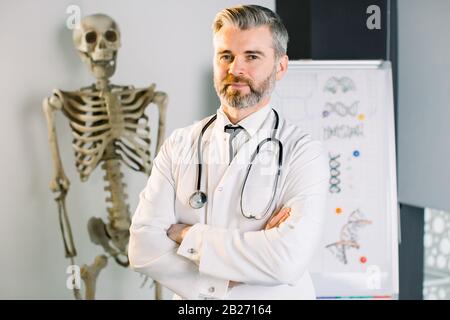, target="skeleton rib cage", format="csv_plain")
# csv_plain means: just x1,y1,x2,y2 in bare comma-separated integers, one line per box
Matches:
55,84,156,181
